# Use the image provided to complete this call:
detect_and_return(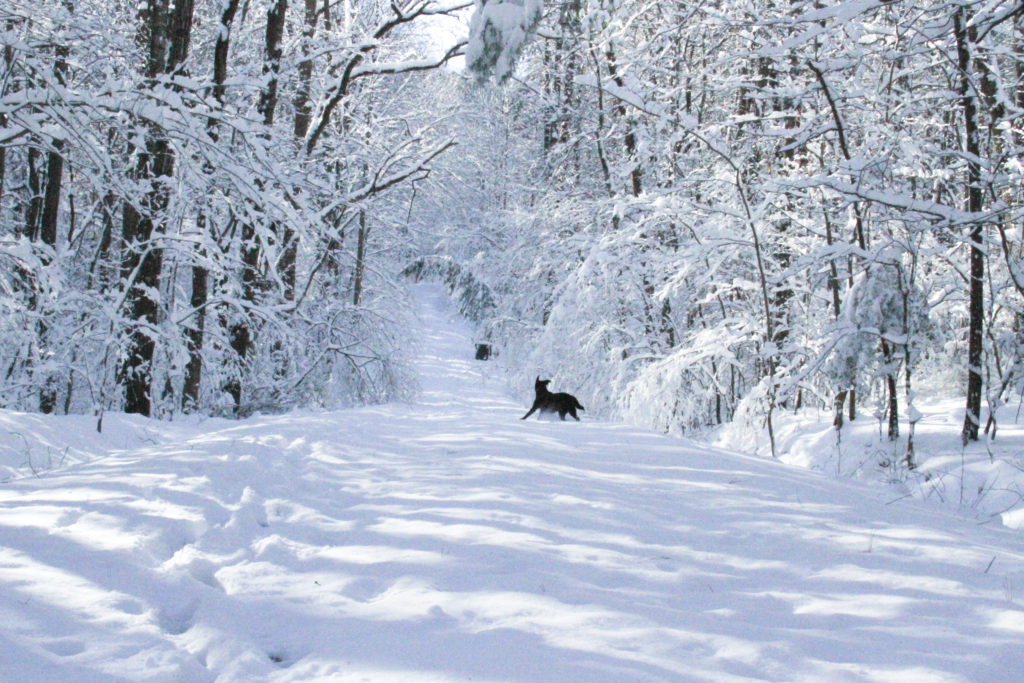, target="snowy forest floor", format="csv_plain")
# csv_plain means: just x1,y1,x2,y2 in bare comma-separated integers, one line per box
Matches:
2,284,1024,681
